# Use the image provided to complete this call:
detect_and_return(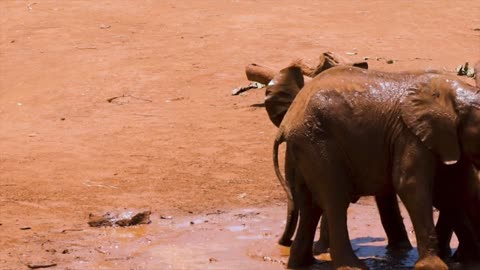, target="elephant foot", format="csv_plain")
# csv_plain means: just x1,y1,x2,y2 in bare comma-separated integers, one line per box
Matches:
313,240,329,255
287,254,316,269
414,255,448,270
452,248,480,264
438,246,452,260
278,238,293,247
387,239,413,251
